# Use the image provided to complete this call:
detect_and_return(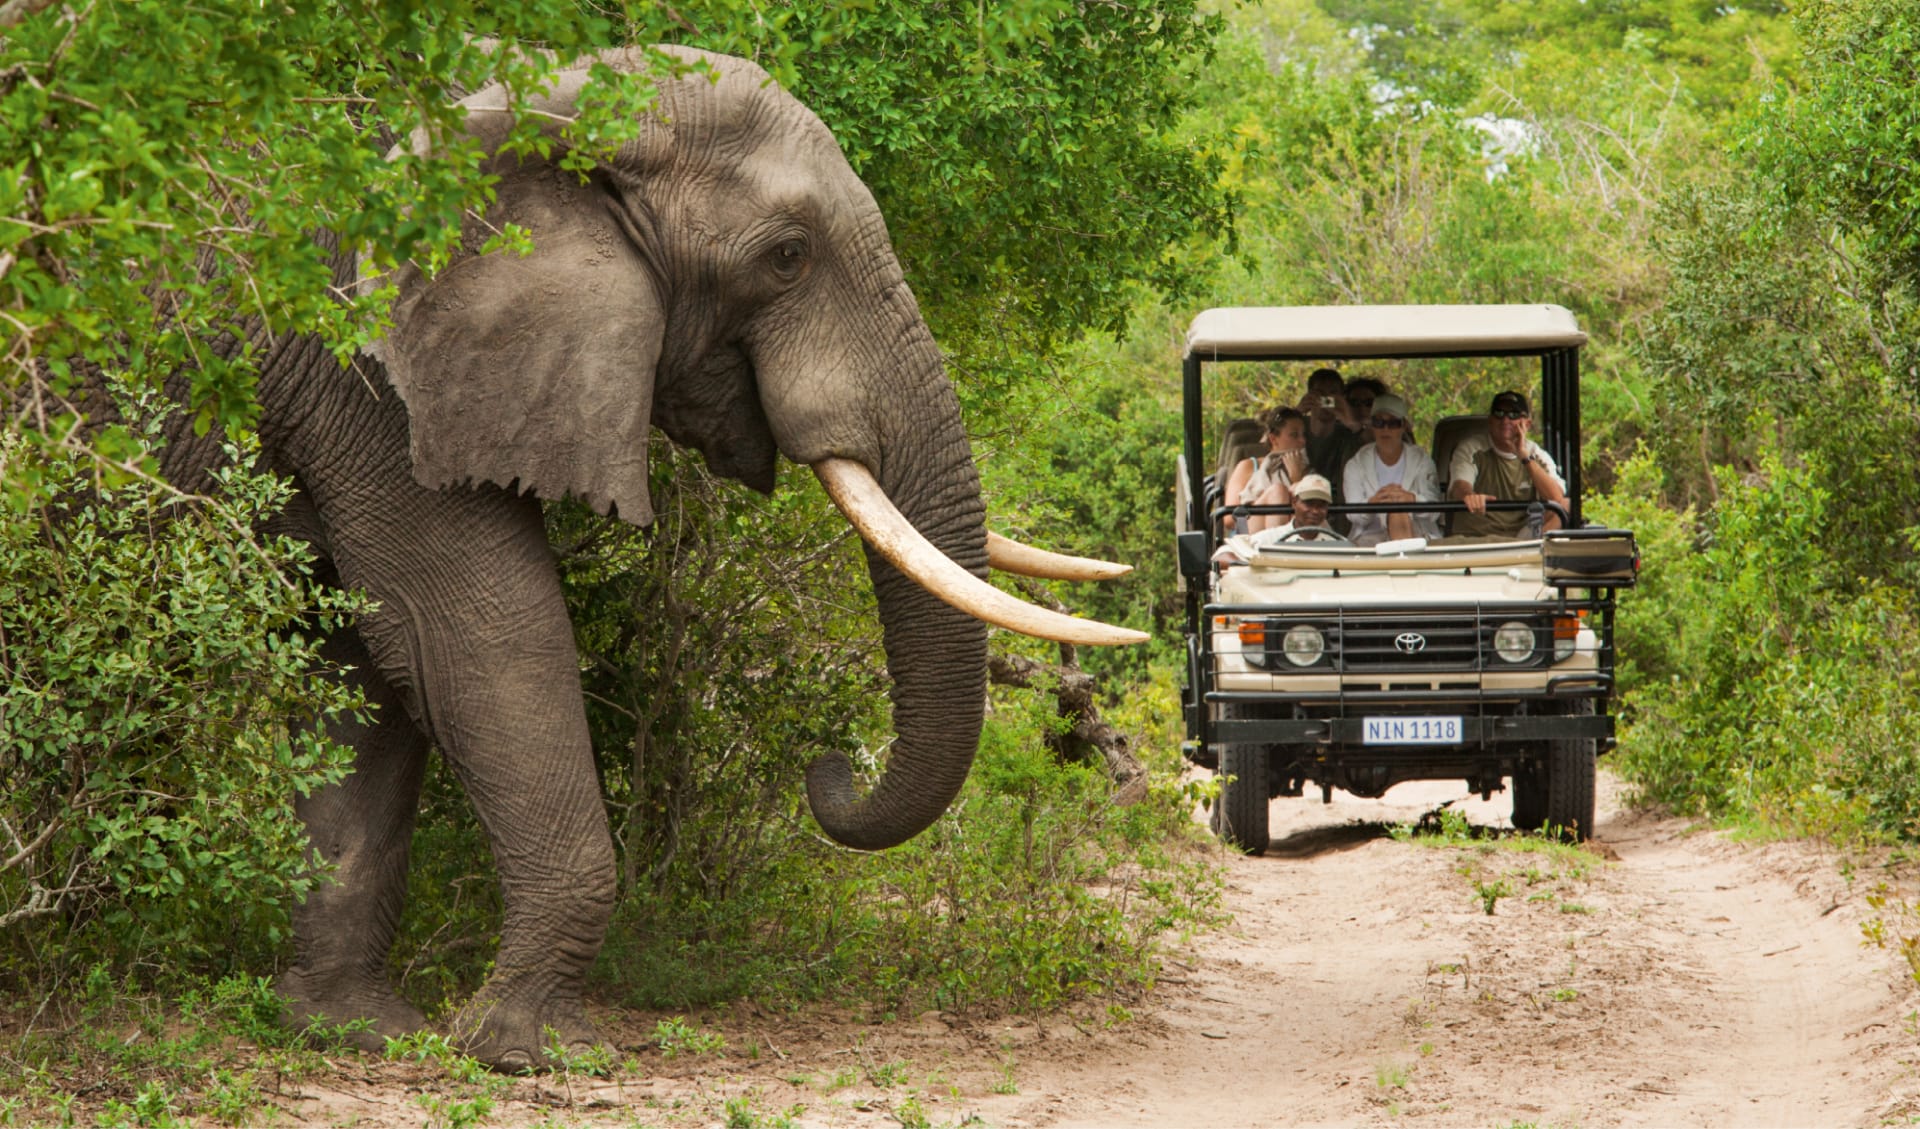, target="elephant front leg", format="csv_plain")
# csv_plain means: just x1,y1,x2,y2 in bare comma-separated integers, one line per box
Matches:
322,480,618,1072
277,628,431,1051
428,643,618,1071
